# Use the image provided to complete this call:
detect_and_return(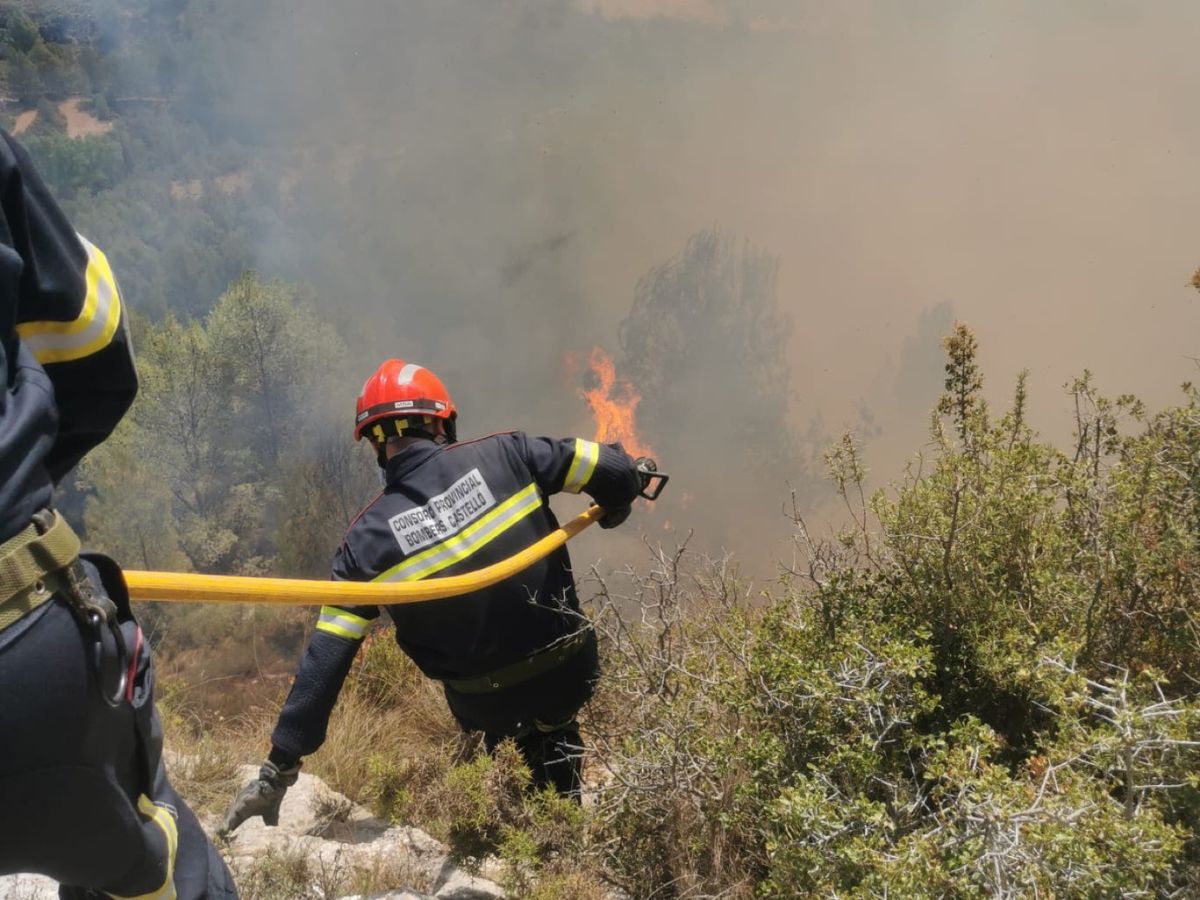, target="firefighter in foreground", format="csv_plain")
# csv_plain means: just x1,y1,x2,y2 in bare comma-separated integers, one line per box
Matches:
223,360,642,829
0,129,238,898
